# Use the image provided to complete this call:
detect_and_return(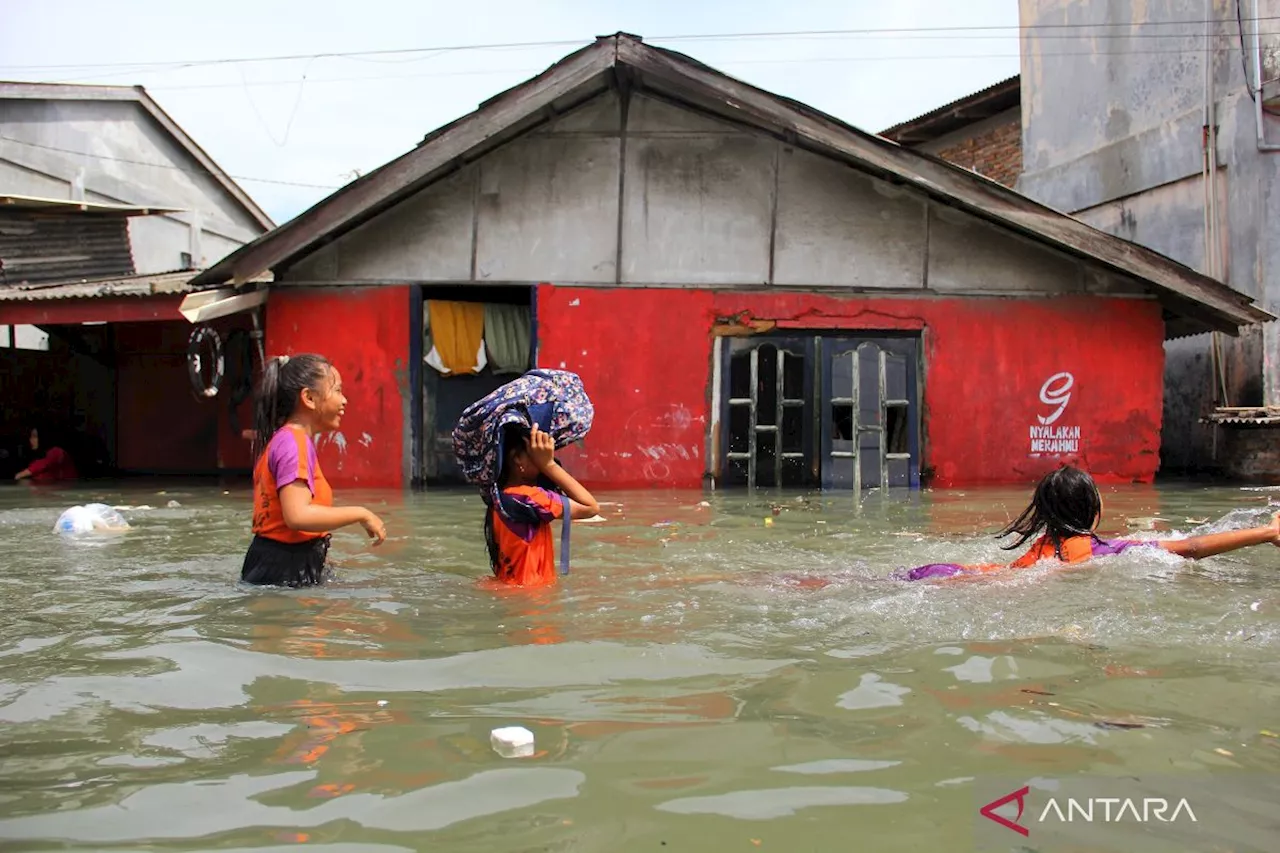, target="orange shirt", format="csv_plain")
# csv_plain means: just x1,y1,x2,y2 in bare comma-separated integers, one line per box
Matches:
491,485,565,587
252,425,333,544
